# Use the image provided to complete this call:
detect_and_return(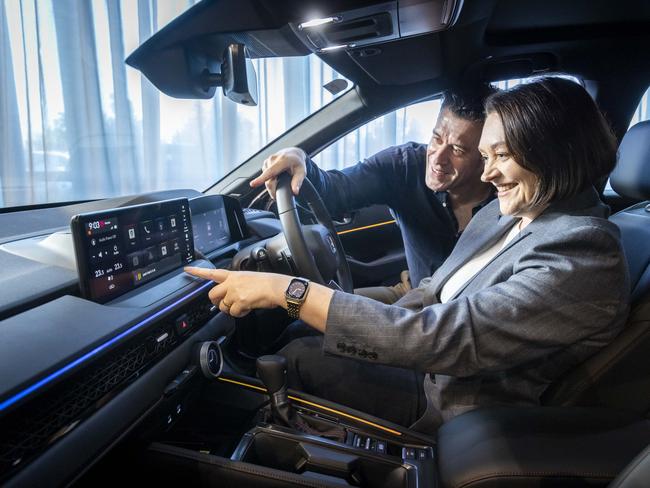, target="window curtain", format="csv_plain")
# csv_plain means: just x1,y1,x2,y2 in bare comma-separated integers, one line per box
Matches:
0,1,26,206
0,0,349,208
